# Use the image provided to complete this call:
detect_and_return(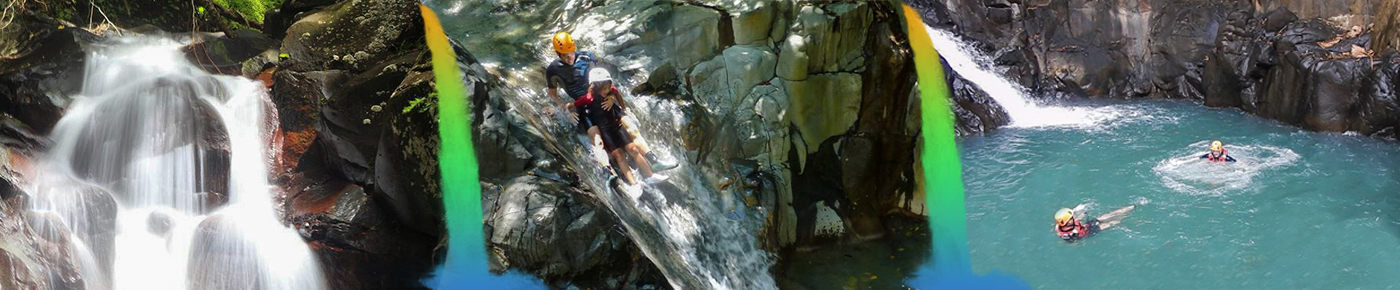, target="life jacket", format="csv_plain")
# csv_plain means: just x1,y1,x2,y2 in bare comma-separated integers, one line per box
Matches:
1056,220,1089,241
1208,148,1229,162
